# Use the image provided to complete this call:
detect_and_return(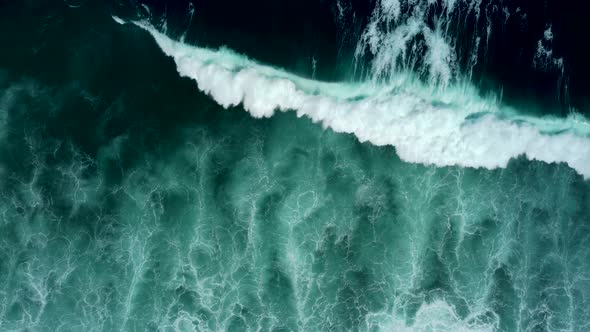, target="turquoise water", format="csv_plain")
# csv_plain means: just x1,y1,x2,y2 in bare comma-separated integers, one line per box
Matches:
1,1,590,331
2,85,589,330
